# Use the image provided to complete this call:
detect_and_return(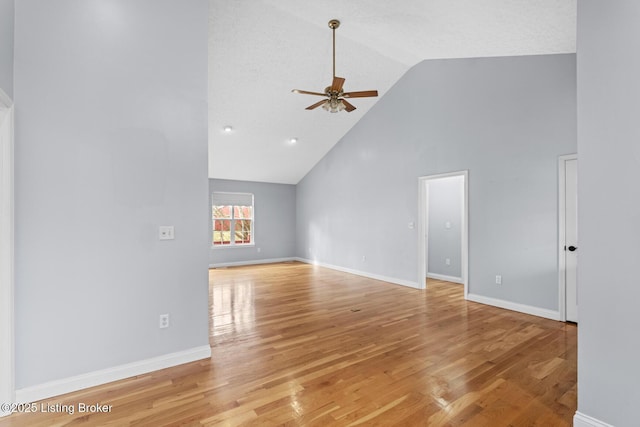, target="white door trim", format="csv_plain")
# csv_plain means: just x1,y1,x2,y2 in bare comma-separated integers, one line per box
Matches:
0,87,15,416
418,170,469,297
558,154,577,322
